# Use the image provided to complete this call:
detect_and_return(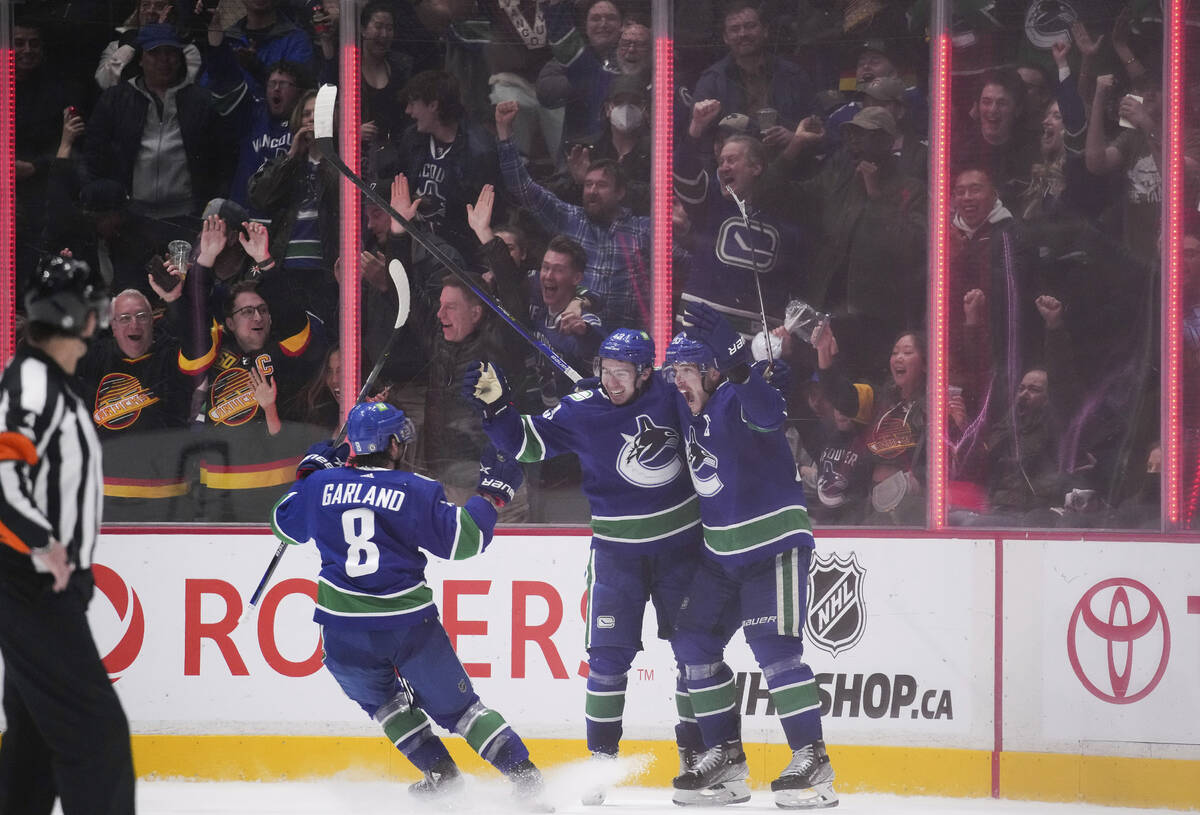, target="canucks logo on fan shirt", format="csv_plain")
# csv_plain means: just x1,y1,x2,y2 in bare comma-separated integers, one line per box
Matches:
684,426,723,497
616,414,683,488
